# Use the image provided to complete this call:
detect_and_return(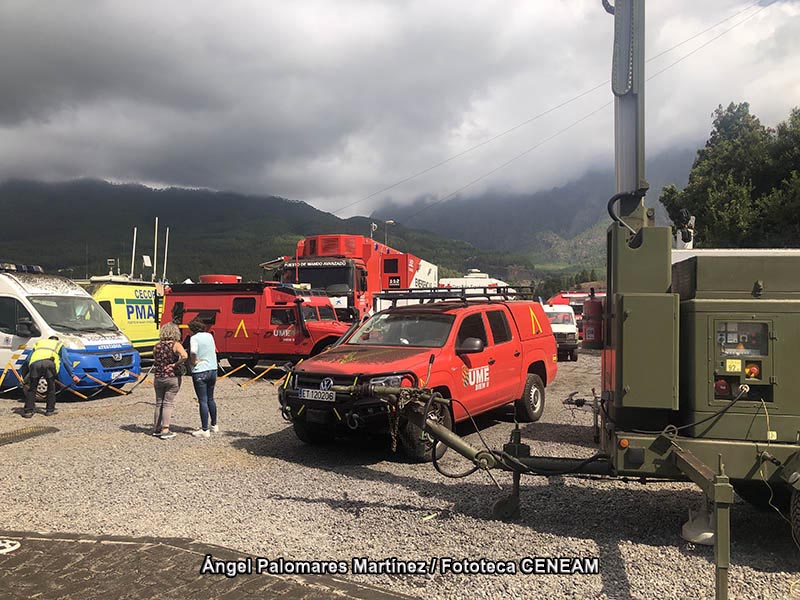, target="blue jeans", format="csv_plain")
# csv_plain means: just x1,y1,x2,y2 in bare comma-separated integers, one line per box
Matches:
192,370,217,430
